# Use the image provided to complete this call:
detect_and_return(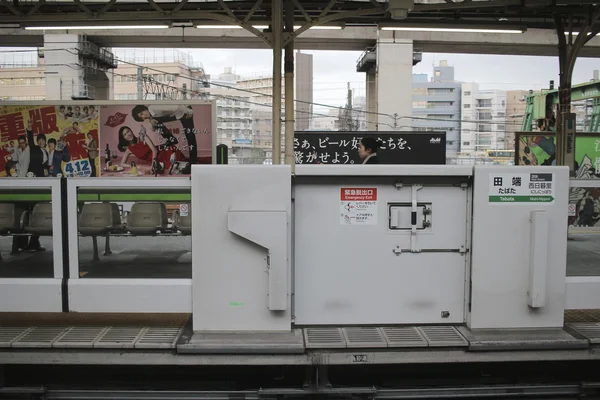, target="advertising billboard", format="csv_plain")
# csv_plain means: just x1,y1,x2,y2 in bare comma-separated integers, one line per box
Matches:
0,104,100,178
515,132,600,228
293,131,446,165
99,102,214,177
